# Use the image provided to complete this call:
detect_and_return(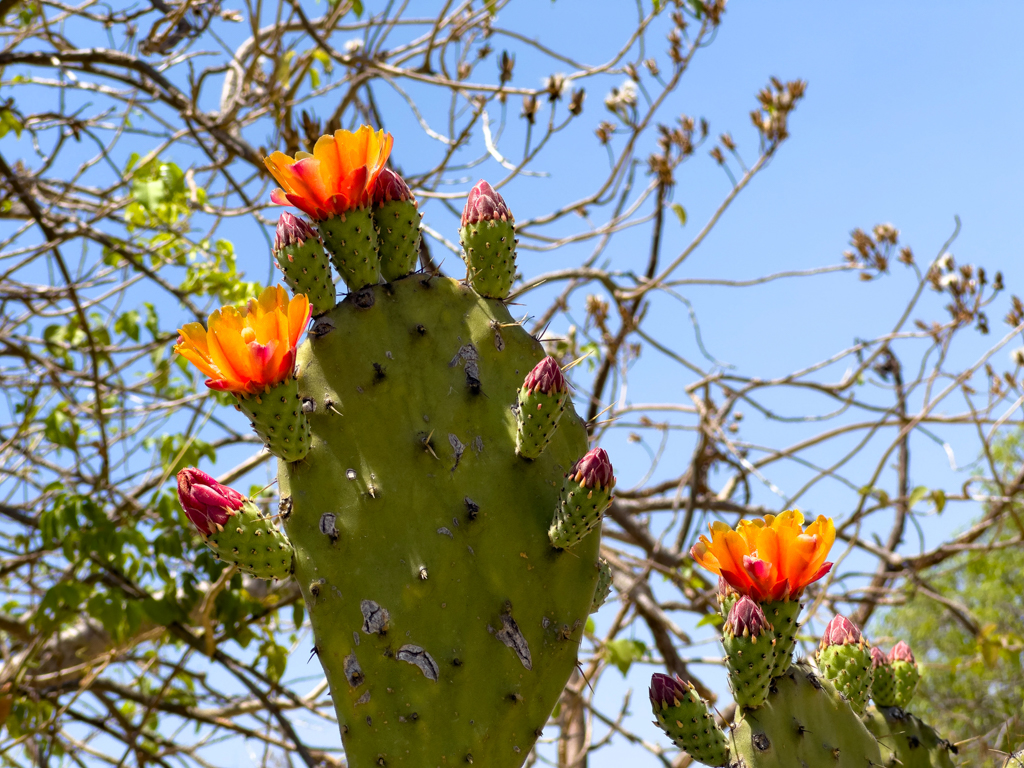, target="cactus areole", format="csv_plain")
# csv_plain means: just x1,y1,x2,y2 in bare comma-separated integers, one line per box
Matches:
173,127,615,768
